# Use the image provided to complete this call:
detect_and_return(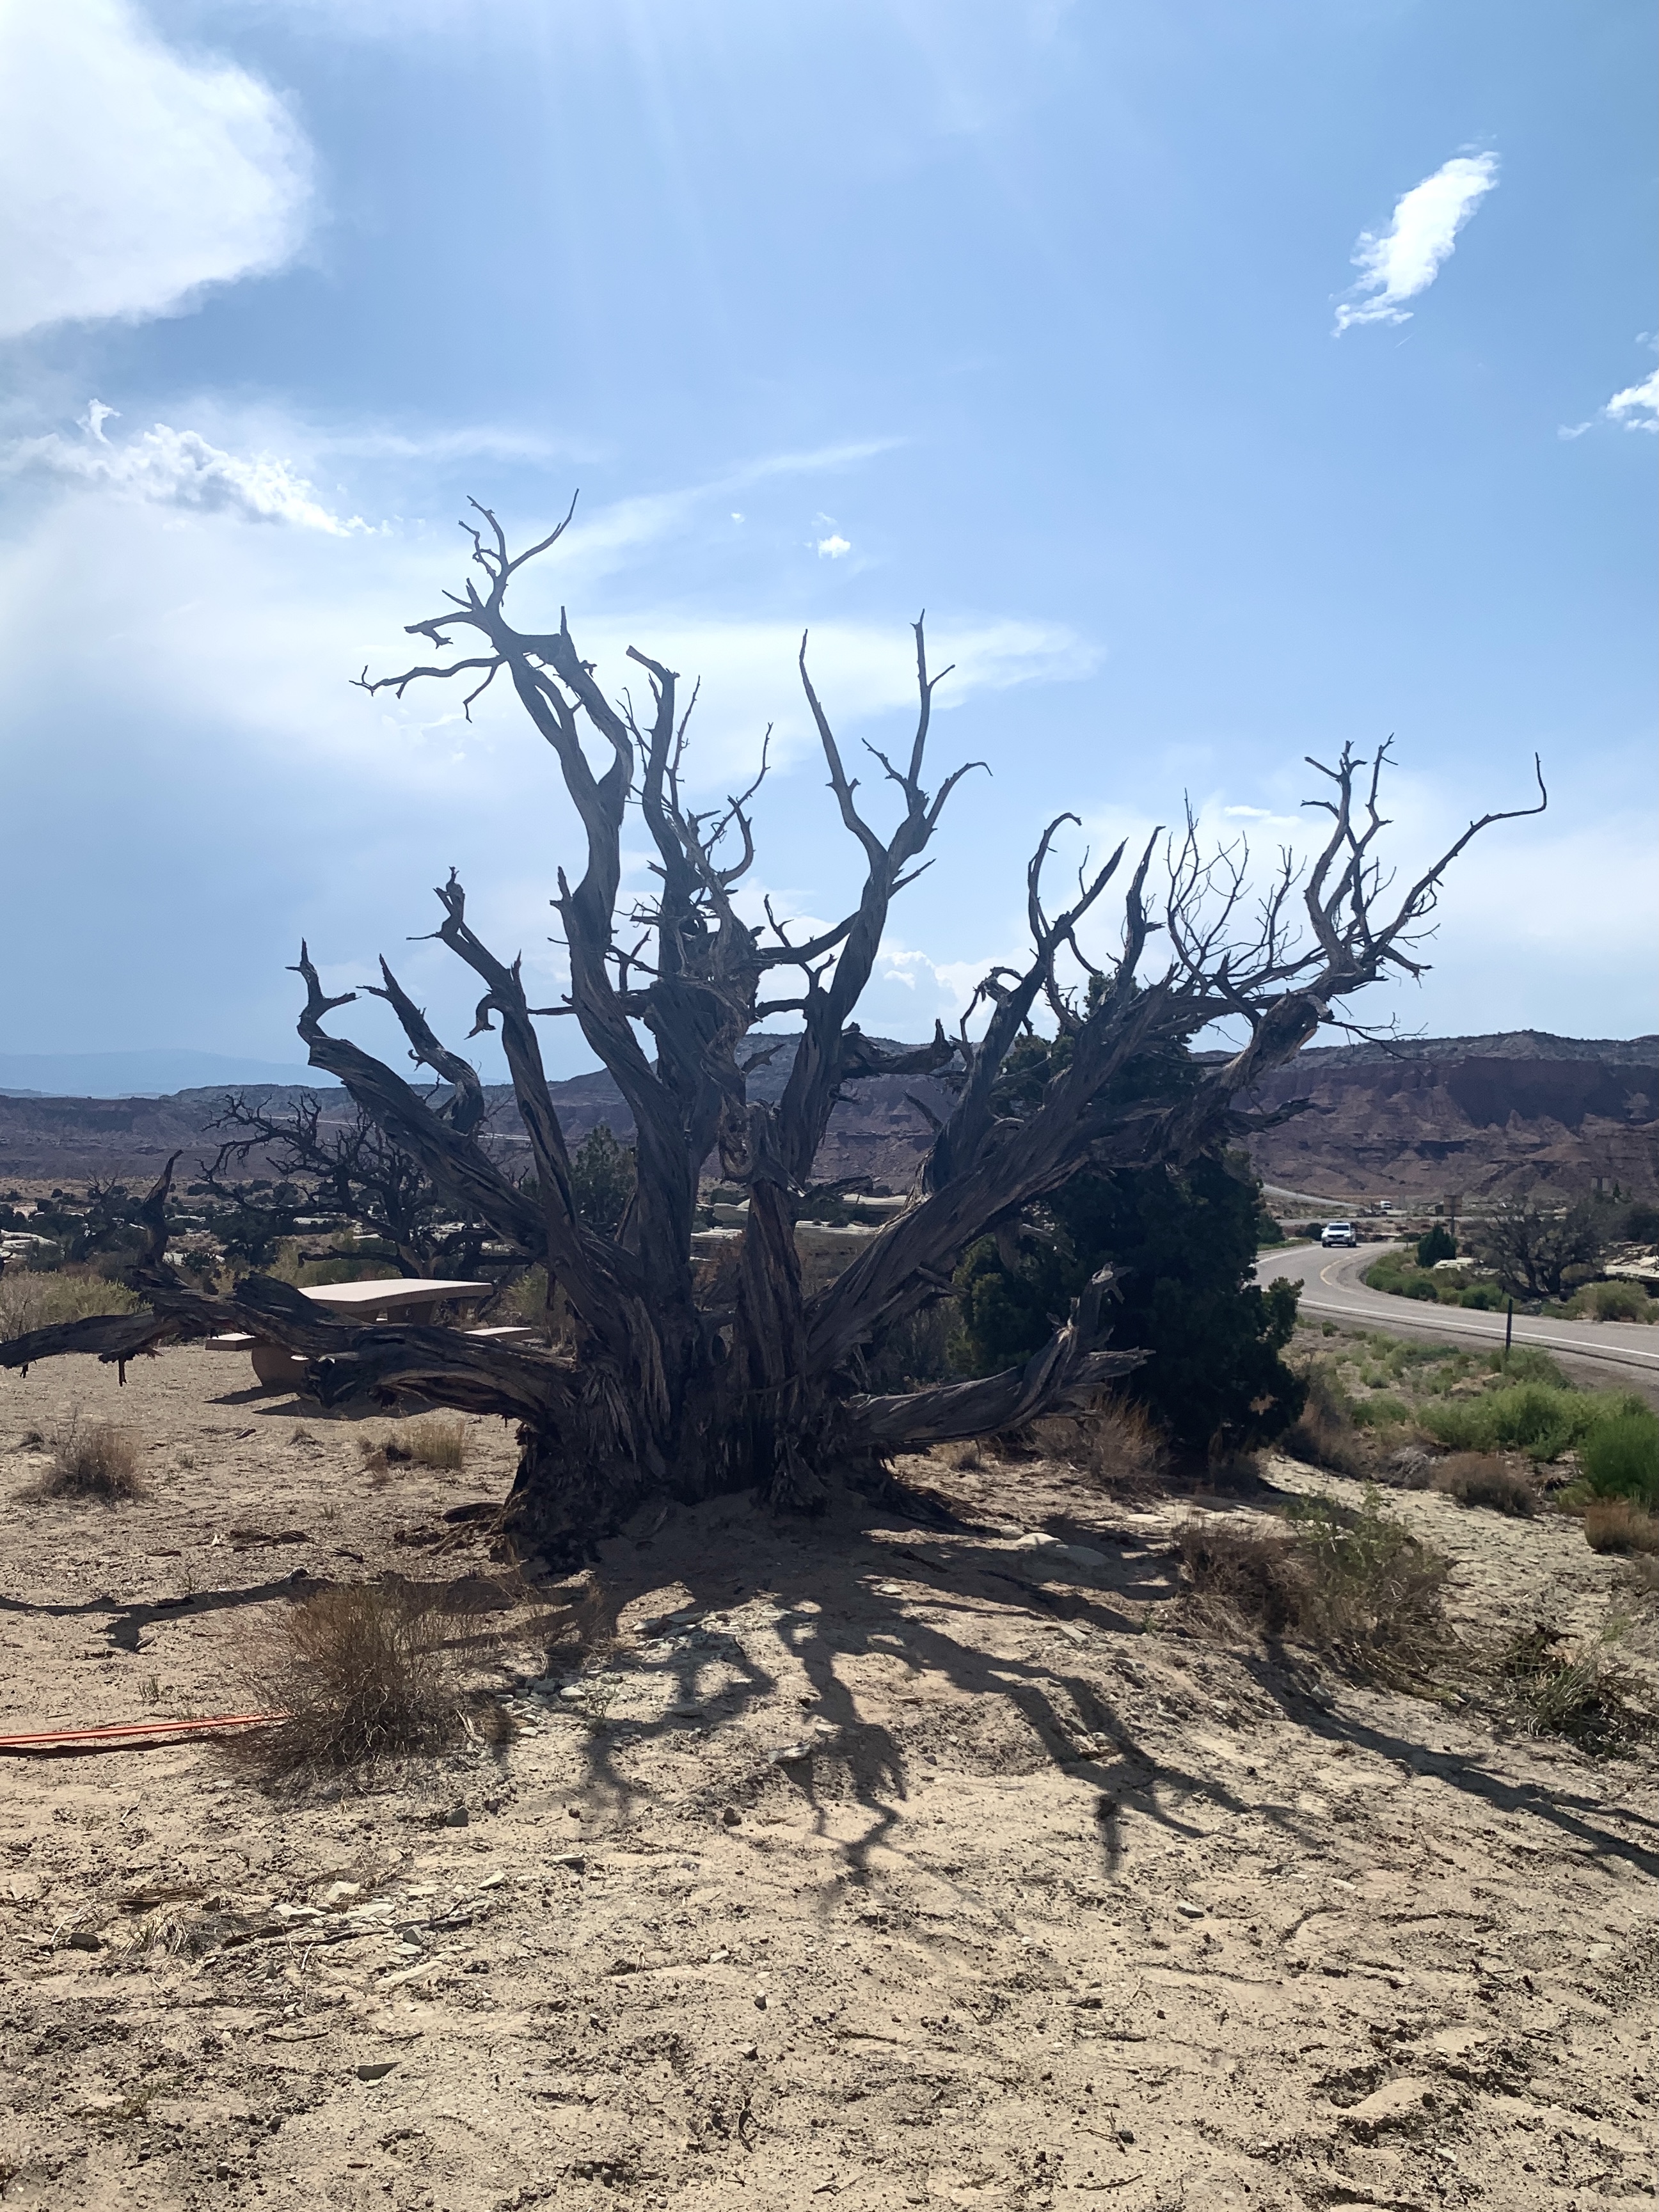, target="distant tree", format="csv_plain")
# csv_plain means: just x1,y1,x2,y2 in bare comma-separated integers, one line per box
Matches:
1473,1199,1605,1302
1416,1222,1457,1268
205,1179,305,1272
569,1123,635,1236
203,1071,505,1280
1612,1199,1659,1246
2,503,1545,1556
